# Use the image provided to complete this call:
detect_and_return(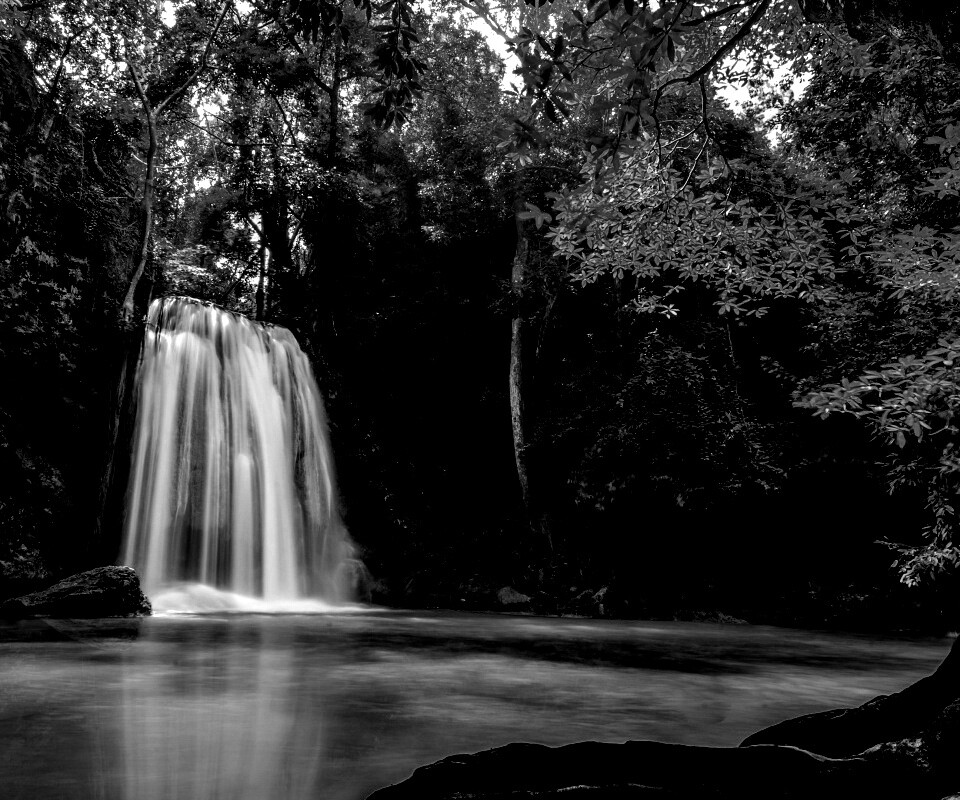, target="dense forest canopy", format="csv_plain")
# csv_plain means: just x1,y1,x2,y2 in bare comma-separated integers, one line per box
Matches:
2,0,959,627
